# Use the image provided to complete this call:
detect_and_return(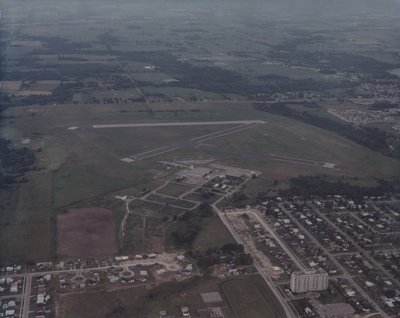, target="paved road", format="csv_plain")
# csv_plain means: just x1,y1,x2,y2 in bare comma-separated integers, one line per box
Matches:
212,202,297,318
347,204,400,235
21,275,31,318
268,154,335,168
307,203,400,288
278,203,390,318
197,143,336,169
1,25,21,59
93,120,266,129
4,254,181,318
121,123,261,162
112,56,149,104
92,118,335,169
227,209,307,271
28,257,180,277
